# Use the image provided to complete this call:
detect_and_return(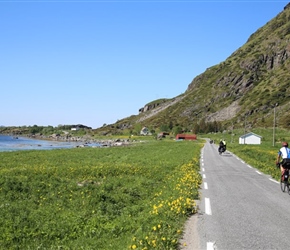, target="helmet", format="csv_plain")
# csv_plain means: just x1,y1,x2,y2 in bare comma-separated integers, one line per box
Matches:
282,142,288,147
